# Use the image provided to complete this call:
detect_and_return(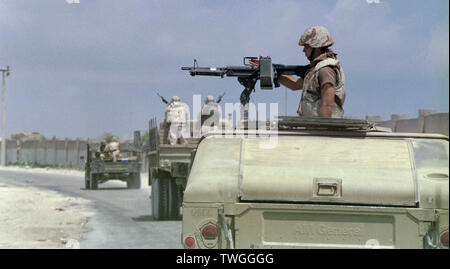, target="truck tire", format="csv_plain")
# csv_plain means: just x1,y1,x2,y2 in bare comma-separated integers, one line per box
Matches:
168,180,182,220
85,171,90,189
151,177,169,220
127,173,141,189
90,174,98,190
